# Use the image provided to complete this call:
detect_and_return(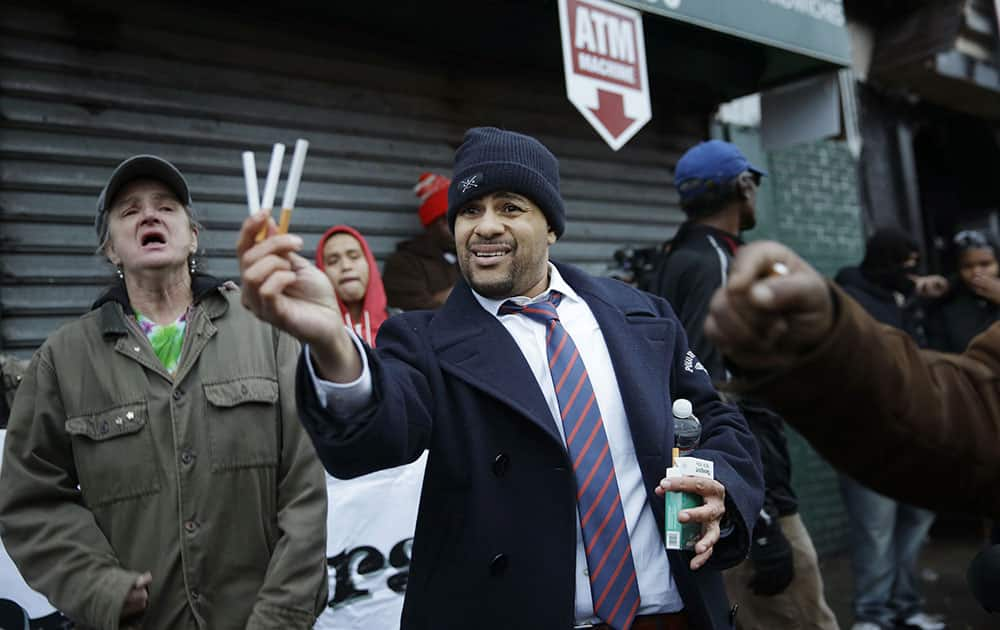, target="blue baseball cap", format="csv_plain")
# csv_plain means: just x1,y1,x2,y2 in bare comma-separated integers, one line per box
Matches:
673,140,766,205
